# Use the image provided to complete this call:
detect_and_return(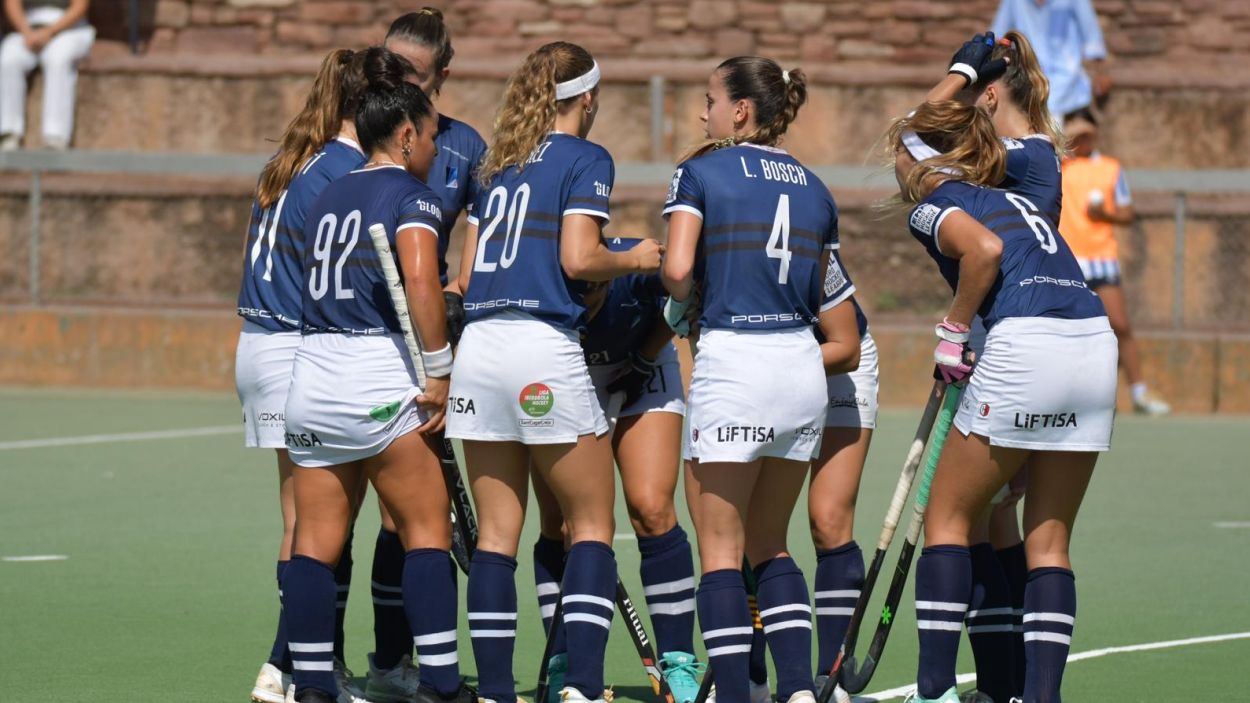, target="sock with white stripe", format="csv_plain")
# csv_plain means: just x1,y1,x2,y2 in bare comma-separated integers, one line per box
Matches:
697,569,753,703
747,583,768,687
1022,567,1076,703
638,525,696,655
468,550,519,703
914,545,971,700
533,535,568,655
967,543,1014,702
268,560,293,673
754,556,814,699
333,533,353,662
562,541,617,698
372,528,412,670
995,543,1028,697
283,555,339,698
814,541,864,673
405,548,461,696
